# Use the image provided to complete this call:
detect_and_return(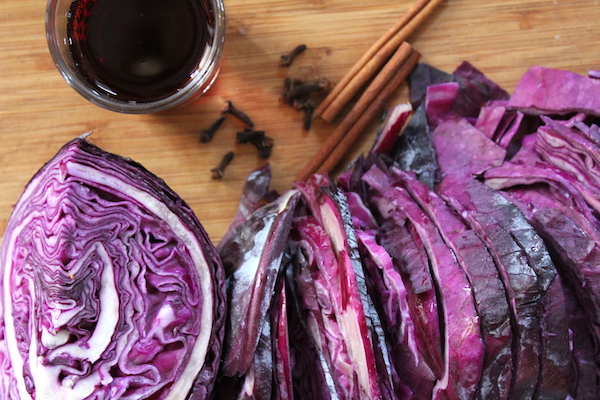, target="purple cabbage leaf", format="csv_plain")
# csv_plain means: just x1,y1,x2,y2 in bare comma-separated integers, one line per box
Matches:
507,66,600,116
218,189,300,378
294,174,394,400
